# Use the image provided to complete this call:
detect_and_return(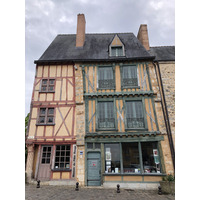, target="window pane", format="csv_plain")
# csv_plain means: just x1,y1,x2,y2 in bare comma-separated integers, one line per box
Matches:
41,86,47,91
41,158,46,164
40,108,46,115
141,142,161,173
49,86,54,91
47,117,54,123
39,117,45,123
95,143,100,149
122,143,140,173
46,158,50,164
49,79,55,85
105,144,120,173
87,143,93,149
48,108,54,115
42,79,48,85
